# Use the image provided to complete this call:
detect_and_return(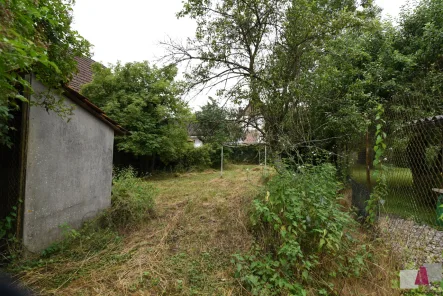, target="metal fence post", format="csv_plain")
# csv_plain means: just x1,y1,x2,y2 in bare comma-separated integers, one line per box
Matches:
221,145,223,177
